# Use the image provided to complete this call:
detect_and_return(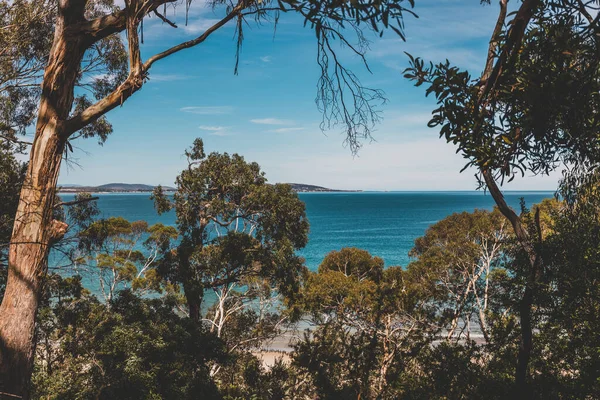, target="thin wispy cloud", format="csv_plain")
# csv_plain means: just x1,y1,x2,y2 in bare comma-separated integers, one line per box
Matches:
199,125,227,131
199,125,231,136
182,18,224,35
267,127,305,133
250,118,294,125
138,1,226,40
81,73,109,84
181,106,233,115
148,73,190,82
260,56,272,63
369,1,501,73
